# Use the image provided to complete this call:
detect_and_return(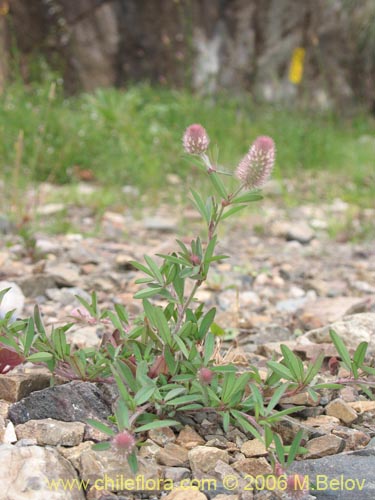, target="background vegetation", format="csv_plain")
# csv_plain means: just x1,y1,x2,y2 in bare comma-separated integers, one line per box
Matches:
1,72,374,209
